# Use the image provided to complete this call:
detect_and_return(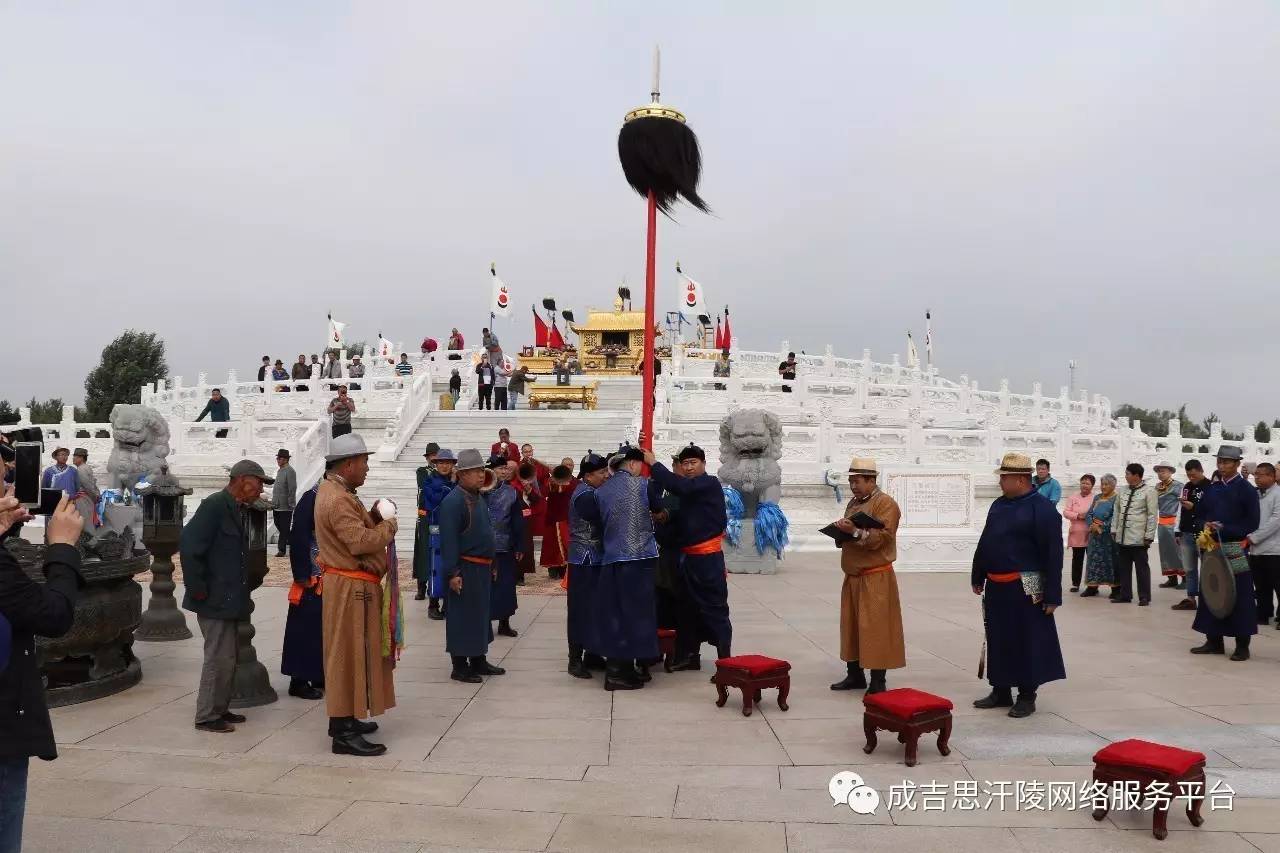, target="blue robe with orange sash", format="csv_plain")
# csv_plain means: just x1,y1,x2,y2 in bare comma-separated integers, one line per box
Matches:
282,484,324,683
593,470,660,660
649,463,732,658
972,488,1066,690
